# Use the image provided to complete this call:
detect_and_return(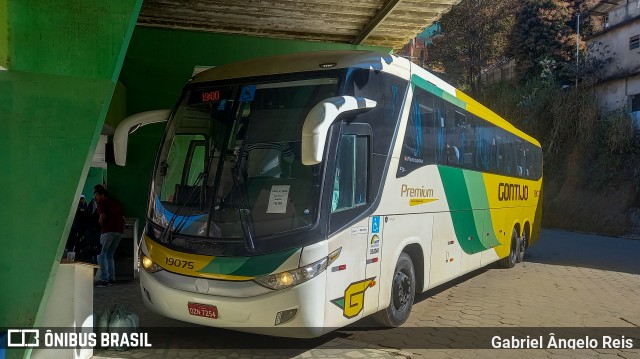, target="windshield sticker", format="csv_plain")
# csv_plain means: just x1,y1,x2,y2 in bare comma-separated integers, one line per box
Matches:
267,185,290,213
240,85,256,102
